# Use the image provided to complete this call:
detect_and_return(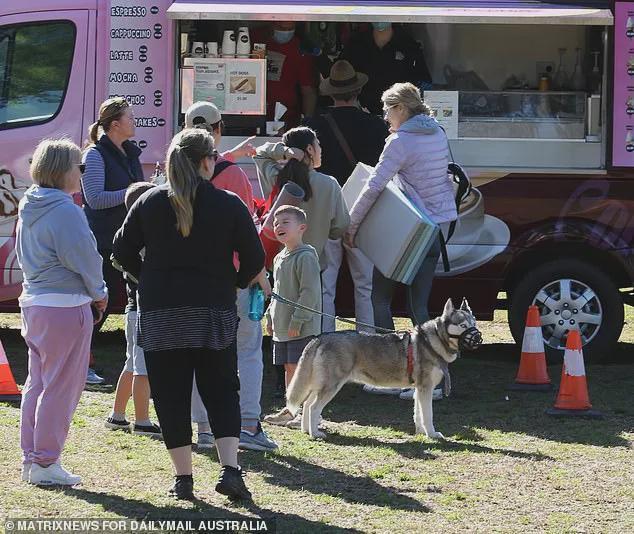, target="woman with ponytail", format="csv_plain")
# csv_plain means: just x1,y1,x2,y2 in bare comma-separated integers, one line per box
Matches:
254,126,349,267
82,97,144,385
112,128,263,502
